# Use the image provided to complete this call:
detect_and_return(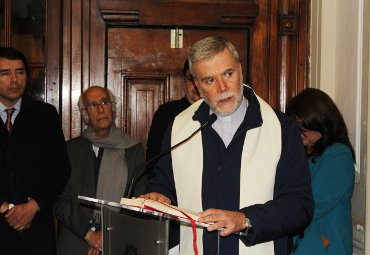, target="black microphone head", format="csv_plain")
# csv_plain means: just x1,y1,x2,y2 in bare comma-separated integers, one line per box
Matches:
192,113,217,122
208,113,217,125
